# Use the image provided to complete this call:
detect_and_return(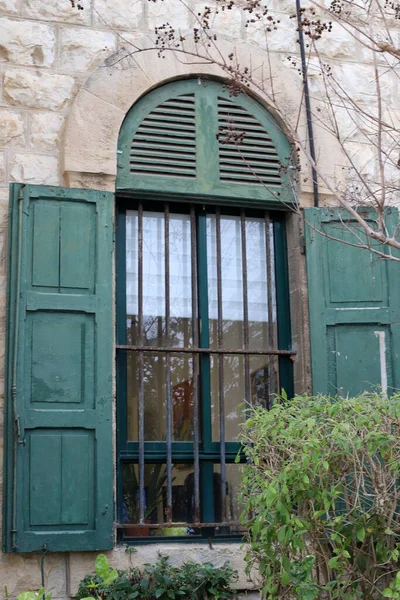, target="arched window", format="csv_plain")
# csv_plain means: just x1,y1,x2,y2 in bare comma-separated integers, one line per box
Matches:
116,78,294,540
